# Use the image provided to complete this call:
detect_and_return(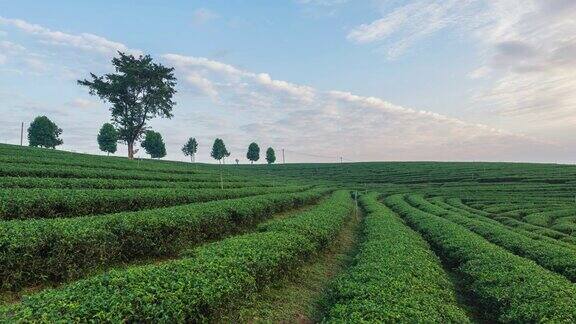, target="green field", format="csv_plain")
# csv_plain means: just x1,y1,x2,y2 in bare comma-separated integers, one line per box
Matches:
1,143,576,322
